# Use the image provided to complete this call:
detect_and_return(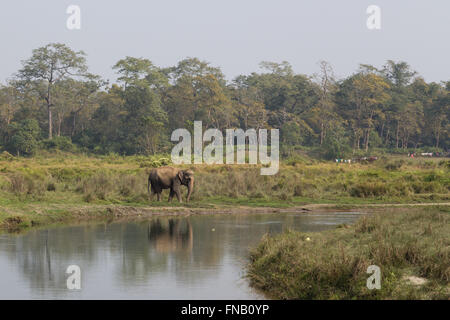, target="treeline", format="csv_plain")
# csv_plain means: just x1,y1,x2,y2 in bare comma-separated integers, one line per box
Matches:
0,43,448,158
